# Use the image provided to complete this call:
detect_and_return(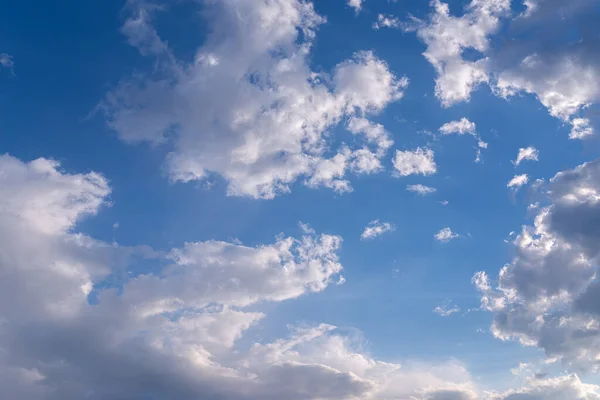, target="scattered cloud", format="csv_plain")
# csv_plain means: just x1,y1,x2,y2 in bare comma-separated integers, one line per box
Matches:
407,184,437,196
439,118,488,162
0,53,14,73
435,227,459,242
513,146,539,166
361,220,395,240
434,301,461,317
393,147,437,176
475,158,600,370
507,174,529,189
373,14,402,30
